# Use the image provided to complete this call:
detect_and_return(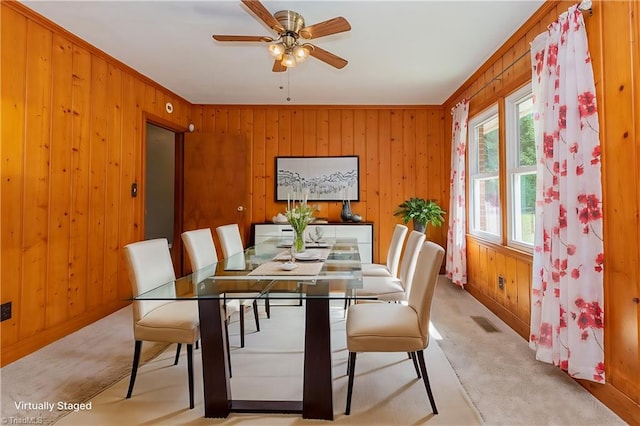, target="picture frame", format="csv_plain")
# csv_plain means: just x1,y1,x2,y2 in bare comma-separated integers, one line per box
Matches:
275,156,359,202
